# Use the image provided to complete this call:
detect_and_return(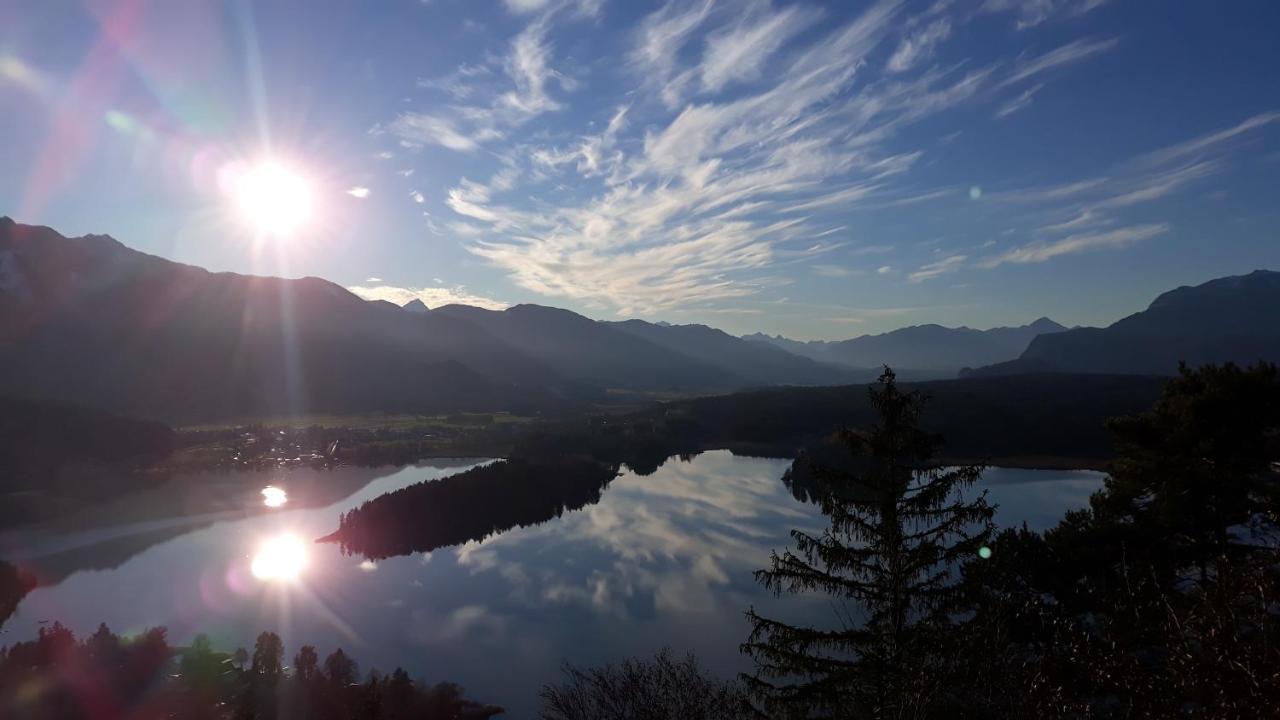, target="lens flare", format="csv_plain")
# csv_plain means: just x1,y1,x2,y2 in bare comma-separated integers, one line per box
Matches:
261,486,287,508
231,161,314,236
251,534,308,581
